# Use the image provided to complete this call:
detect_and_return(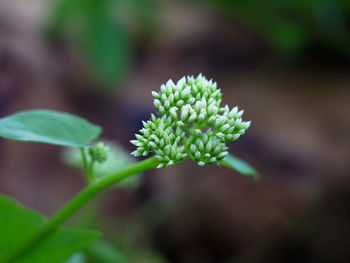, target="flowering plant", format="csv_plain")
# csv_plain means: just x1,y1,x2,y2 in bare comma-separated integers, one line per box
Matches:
0,75,257,262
